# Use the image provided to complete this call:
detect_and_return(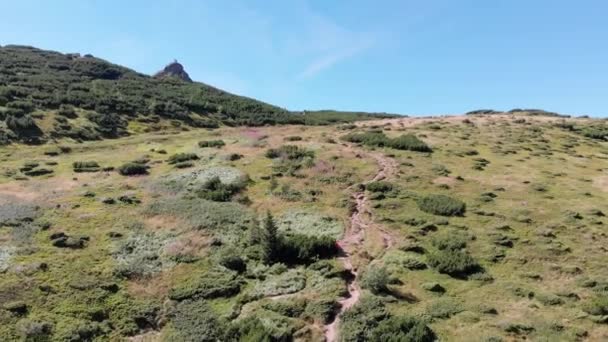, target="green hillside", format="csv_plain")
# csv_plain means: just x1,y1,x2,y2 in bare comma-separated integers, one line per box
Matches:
0,45,397,144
